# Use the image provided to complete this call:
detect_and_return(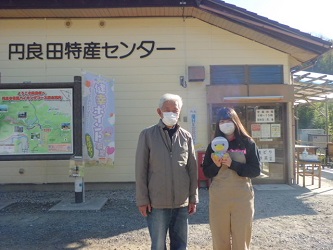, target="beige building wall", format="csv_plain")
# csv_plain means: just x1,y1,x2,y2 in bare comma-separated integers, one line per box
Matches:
0,17,290,184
